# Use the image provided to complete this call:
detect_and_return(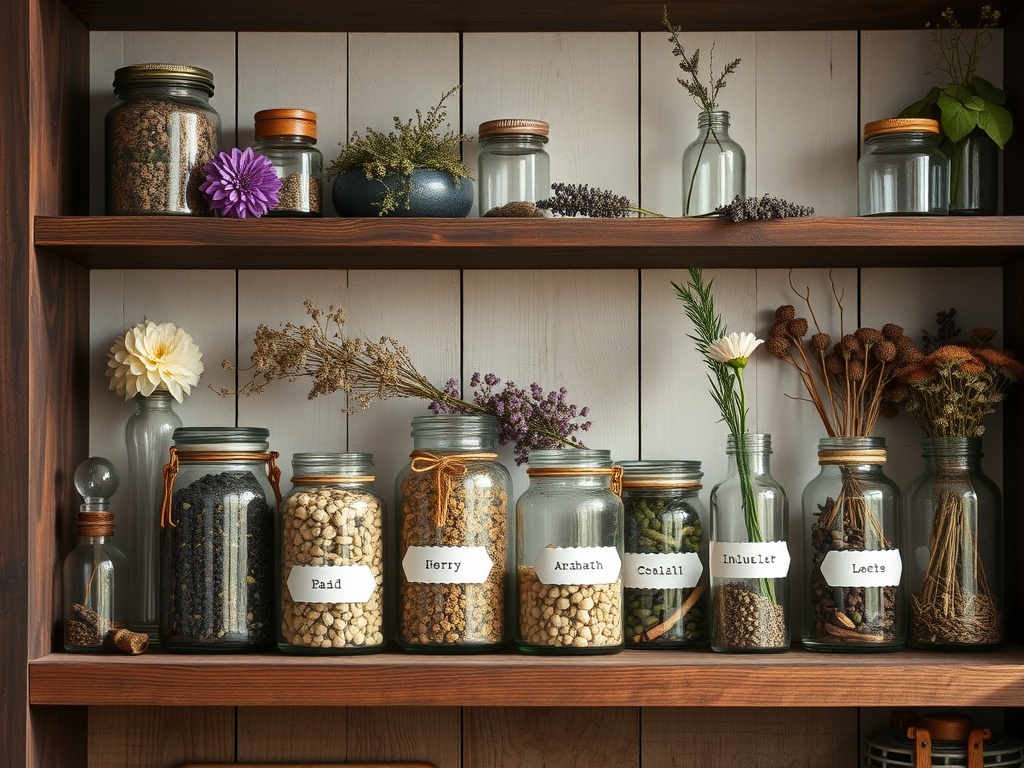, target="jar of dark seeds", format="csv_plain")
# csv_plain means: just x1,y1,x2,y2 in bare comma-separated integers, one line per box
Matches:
620,460,708,648
106,63,221,215
159,427,280,651
278,452,385,654
253,108,322,216
396,414,512,652
516,449,624,655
